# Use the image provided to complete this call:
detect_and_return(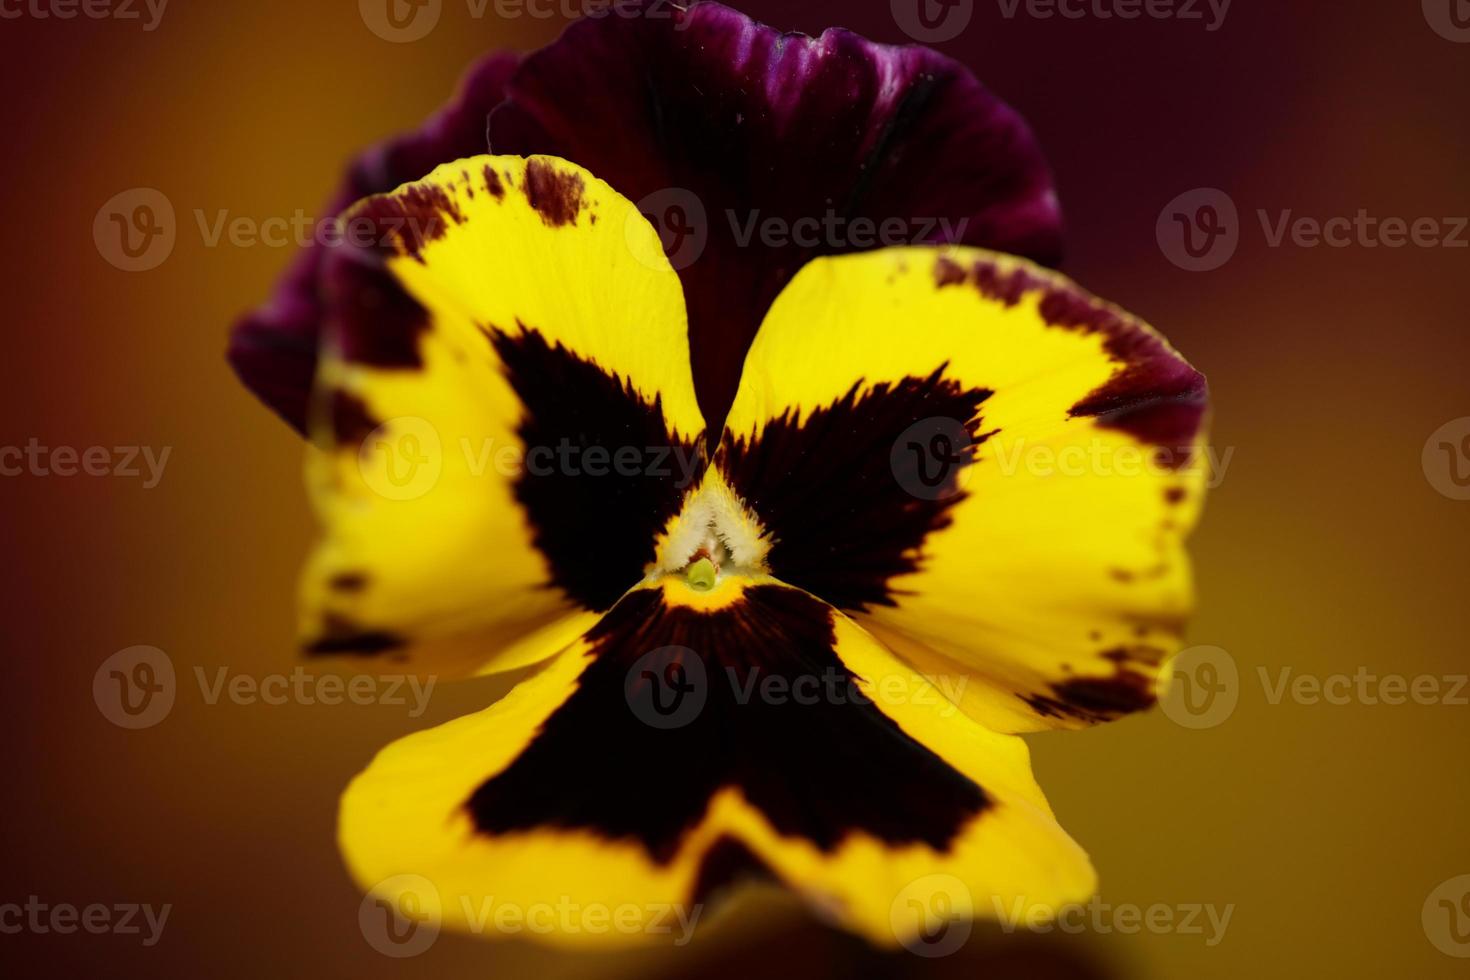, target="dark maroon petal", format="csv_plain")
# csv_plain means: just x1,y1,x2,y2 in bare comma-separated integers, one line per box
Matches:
490,1,1061,427
227,53,519,432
